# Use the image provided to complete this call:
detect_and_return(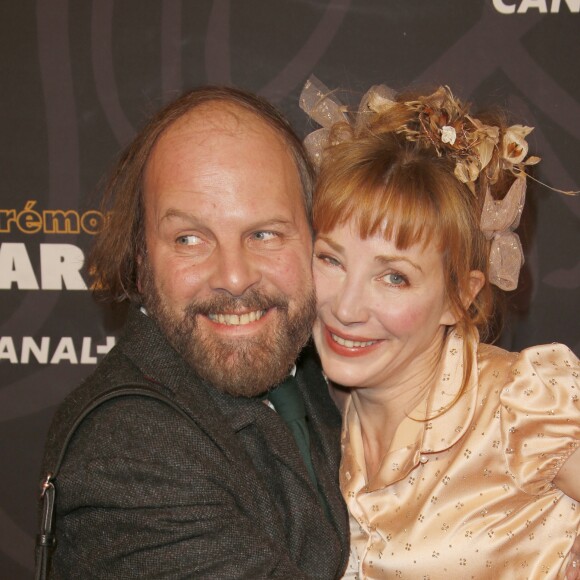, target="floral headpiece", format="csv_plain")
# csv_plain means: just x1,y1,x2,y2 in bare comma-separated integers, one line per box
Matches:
299,76,540,291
